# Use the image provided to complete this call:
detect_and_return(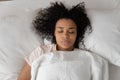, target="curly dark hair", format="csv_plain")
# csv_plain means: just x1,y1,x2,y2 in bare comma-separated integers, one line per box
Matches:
32,1,92,48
